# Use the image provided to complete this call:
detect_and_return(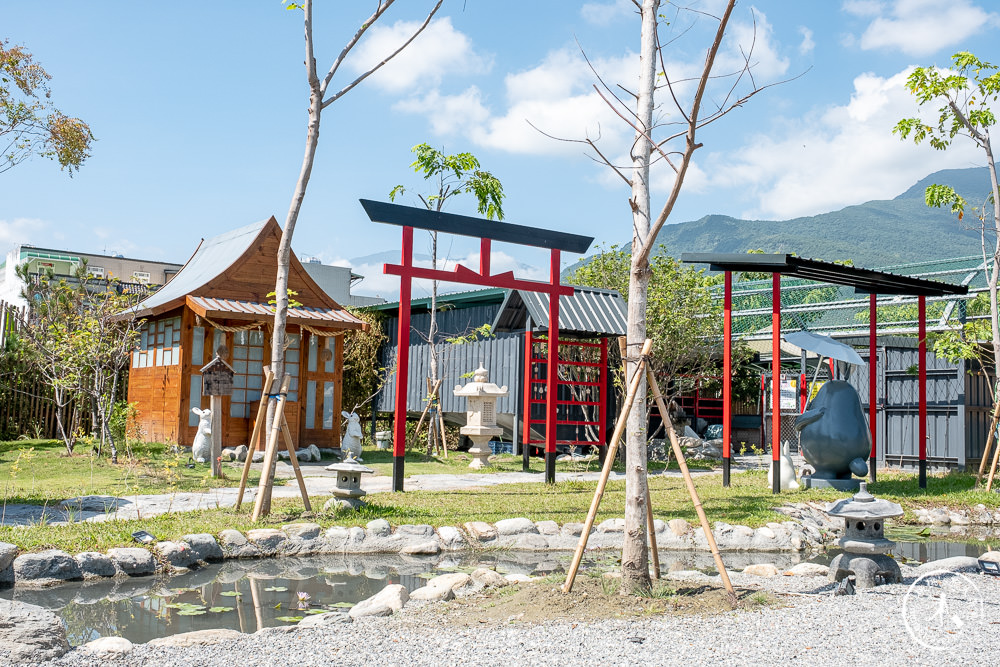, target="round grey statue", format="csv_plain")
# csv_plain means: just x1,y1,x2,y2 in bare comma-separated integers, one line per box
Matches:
794,380,871,490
